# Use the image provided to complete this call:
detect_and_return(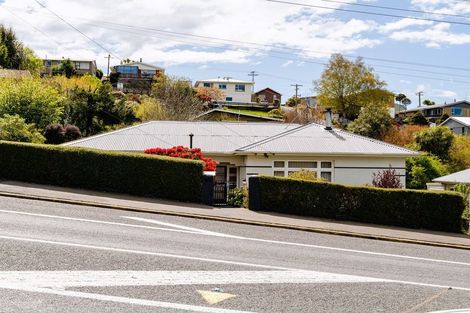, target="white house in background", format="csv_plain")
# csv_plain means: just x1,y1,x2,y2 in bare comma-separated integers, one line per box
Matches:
440,117,470,135
427,169,470,201
63,120,418,188
194,78,254,103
